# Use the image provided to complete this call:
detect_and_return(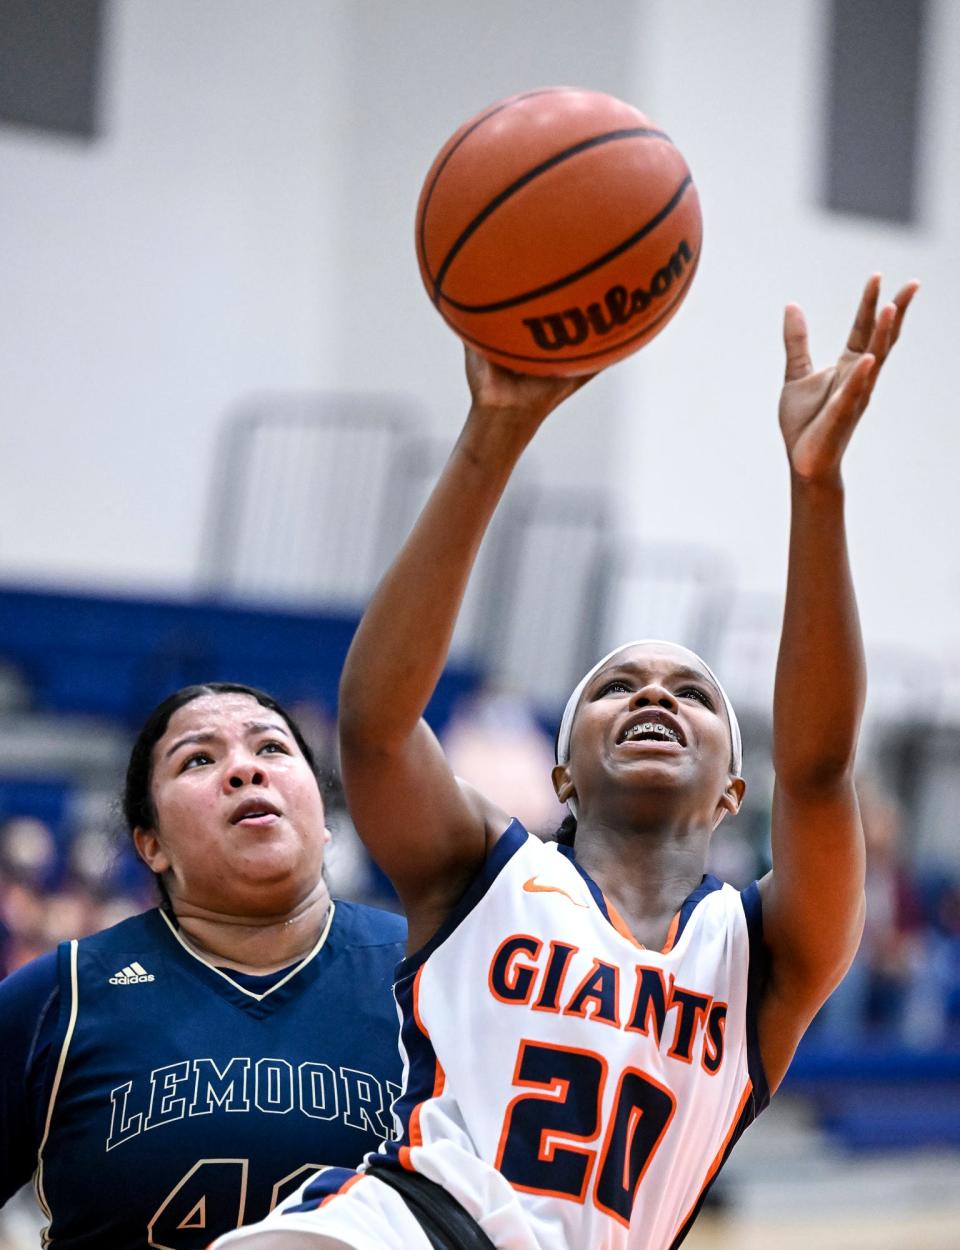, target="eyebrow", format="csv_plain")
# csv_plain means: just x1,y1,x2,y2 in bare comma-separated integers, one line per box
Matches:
590,662,720,695
244,720,290,738
164,720,290,759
